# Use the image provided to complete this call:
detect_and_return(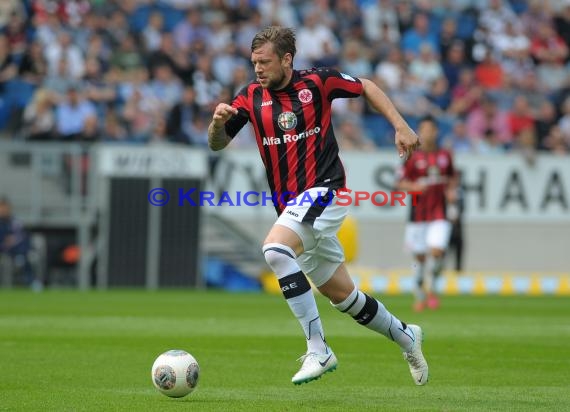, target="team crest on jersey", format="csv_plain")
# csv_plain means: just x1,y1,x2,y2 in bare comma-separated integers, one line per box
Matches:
298,89,313,104
278,112,297,131
437,154,449,167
